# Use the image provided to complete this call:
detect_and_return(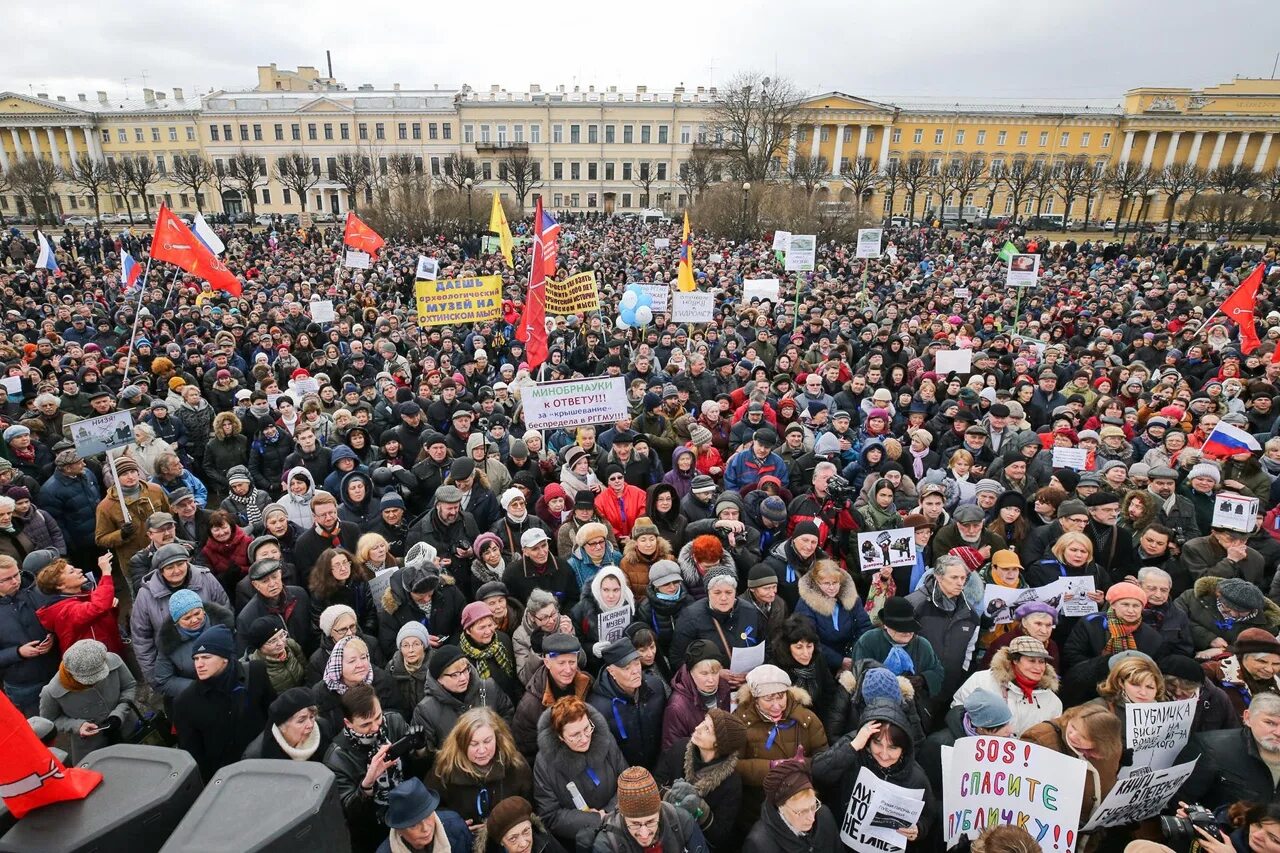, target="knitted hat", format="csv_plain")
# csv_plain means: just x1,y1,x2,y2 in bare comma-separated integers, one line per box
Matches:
1189,462,1221,483
318,604,357,638
707,708,748,759
883,646,916,677
964,688,1014,729
689,424,713,446
113,457,140,477
762,758,814,807
1234,627,1280,656
168,589,203,622
690,474,716,494
974,479,1004,496
746,664,791,697
793,520,821,539
428,645,467,680
245,616,285,650
703,565,737,591
1218,578,1265,612
630,516,659,539
948,546,985,573
748,564,778,589
649,560,682,587
1053,469,1081,493
3,424,30,443
192,624,235,660
499,488,525,510
1105,582,1148,607
396,621,431,649
760,496,788,524
473,532,503,556
63,639,110,686
486,797,535,845
860,667,903,703
227,465,251,485
616,767,662,818
684,639,729,671
462,601,495,631
269,686,317,726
